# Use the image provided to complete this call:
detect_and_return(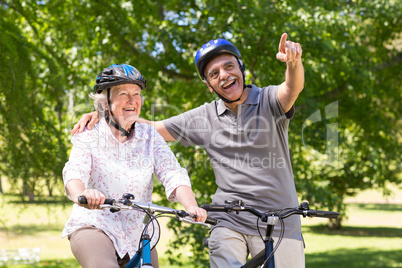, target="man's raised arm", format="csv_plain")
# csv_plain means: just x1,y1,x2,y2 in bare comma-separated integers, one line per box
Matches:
276,33,305,113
